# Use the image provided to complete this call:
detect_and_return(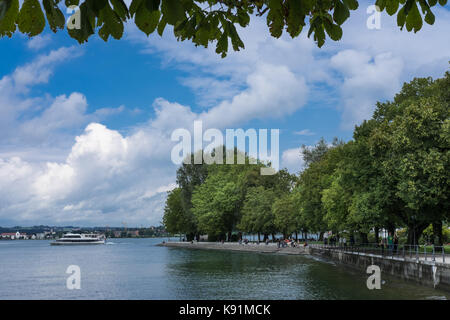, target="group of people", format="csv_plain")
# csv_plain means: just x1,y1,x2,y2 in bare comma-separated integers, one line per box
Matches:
276,238,308,248
379,232,399,254
237,237,309,248
324,235,358,247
